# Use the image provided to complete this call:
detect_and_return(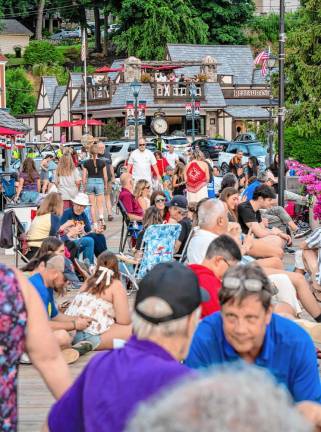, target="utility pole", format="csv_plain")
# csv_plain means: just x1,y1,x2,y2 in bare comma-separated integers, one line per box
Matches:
278,0,285,207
